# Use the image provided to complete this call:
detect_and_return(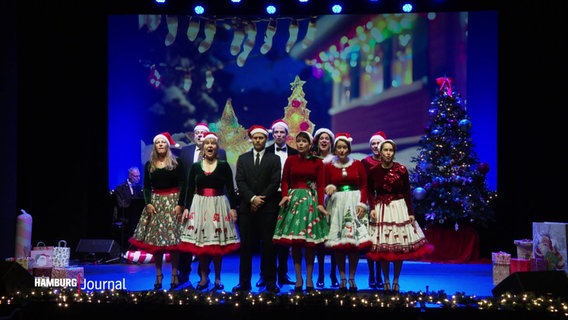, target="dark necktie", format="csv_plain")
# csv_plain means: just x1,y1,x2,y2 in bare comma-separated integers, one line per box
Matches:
276,147,286,152
255,152,260,167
